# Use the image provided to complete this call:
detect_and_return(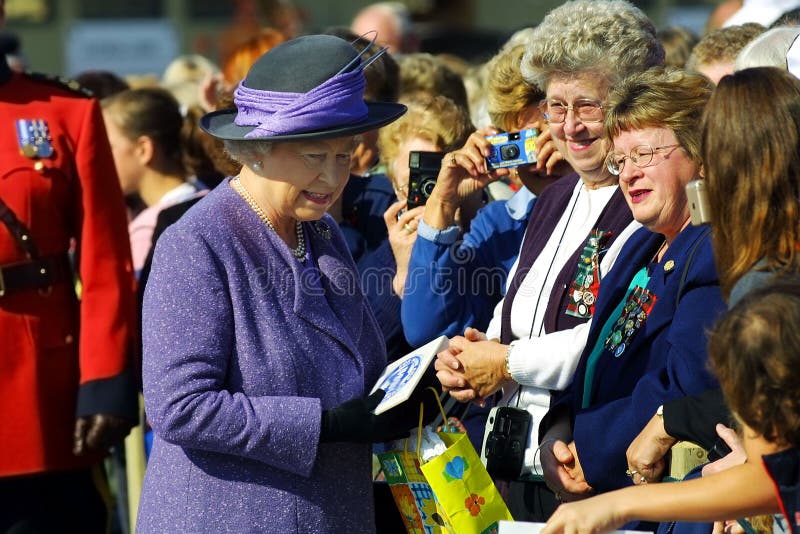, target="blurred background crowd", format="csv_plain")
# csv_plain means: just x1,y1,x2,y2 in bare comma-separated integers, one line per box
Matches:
3,0,800,533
